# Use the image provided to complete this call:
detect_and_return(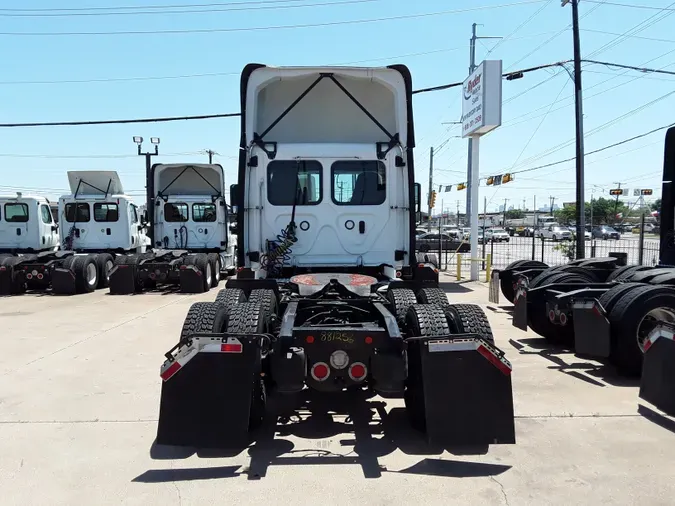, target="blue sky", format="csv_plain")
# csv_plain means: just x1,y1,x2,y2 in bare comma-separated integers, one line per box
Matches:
1,0,674,214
